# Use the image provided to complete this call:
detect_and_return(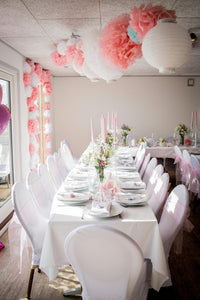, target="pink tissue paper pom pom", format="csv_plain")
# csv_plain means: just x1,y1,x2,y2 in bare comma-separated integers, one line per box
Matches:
66,43,77,64
73,44,84,71
27,97,35,108
45,117,50,123
23,73,31,87
129,4,176,41
34,63,42,80
29,144,35,154
24,62,31,74
43,82,52,95
29,104,39,112
26,60,35,72
46,134,51,143
41,70,51,84
28,119,39,136
51,50,68,66
30,87,39,101
25,86,33,98
99,14,142,70
45,102,51,110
